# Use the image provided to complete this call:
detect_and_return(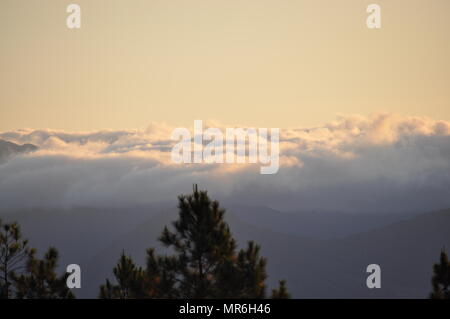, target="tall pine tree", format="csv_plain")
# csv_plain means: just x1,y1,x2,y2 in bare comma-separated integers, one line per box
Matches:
159,185,239,298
